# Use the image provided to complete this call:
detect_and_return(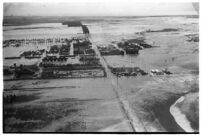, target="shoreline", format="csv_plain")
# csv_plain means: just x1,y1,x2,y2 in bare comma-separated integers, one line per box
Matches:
170,96,195,132
151,94,185,132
